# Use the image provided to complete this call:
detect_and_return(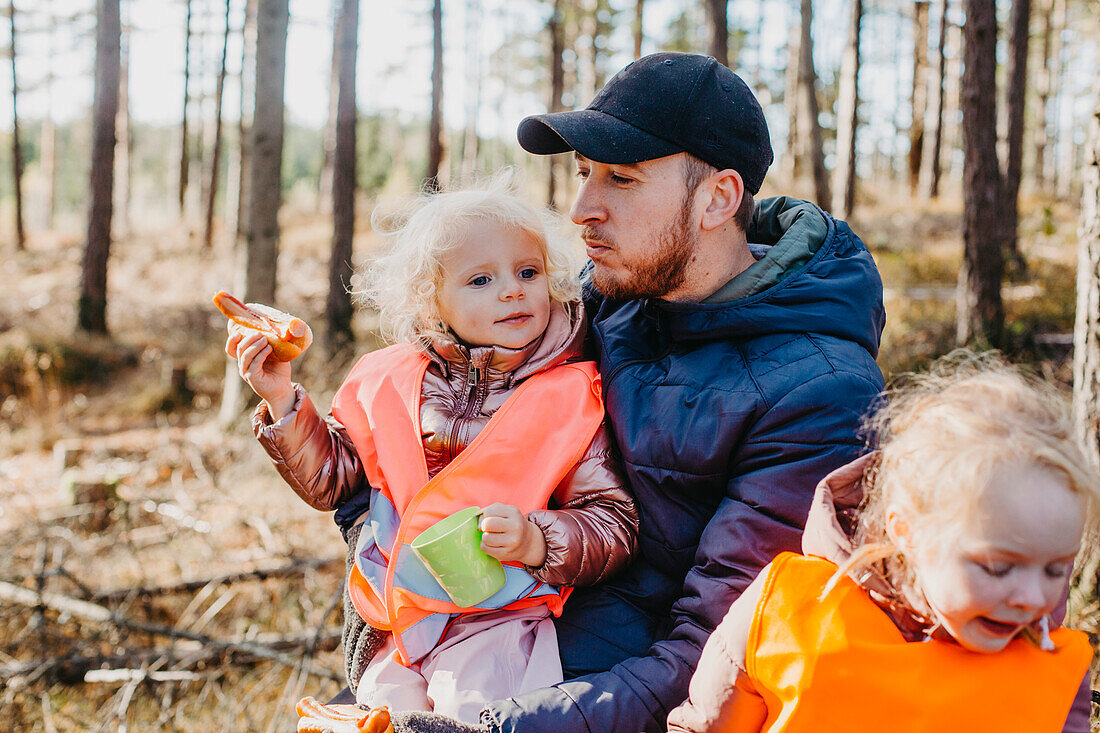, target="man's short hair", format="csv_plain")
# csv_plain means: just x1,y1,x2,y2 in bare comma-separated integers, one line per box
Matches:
682,154,755,235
